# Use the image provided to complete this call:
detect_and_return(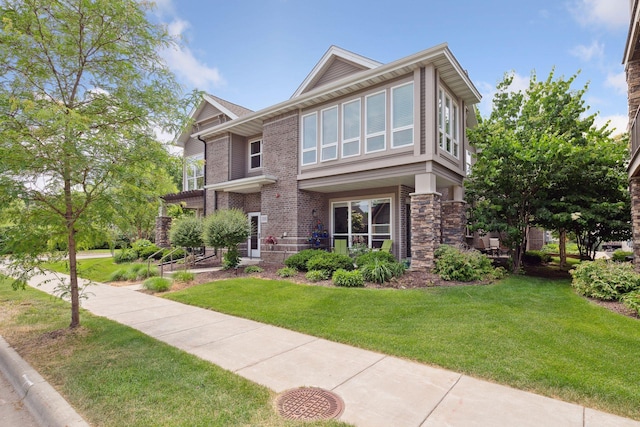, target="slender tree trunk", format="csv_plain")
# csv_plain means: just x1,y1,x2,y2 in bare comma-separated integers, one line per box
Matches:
64,177,80,329
559,229,567,268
